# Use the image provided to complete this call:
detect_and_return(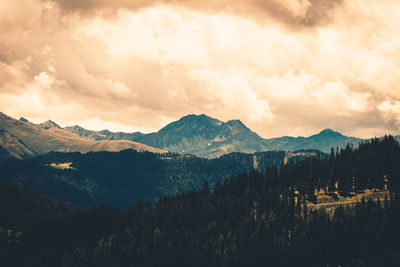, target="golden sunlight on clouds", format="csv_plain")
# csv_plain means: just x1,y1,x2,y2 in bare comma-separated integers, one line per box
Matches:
270,0,311,19
0,0,400,138
190,68,275,122
378,101,400,128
